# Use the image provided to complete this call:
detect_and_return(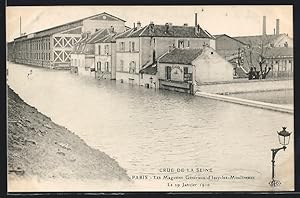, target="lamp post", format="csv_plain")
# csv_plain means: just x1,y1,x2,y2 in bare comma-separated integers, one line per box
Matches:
269,127,292,187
